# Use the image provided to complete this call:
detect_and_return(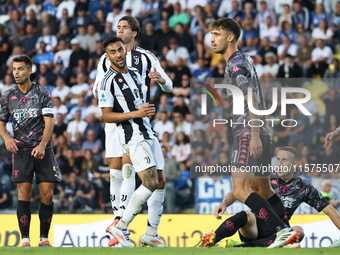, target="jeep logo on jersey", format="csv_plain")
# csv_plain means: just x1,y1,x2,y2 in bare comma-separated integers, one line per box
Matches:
201,85,312,116
12,108,39,121
133,56,139,65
